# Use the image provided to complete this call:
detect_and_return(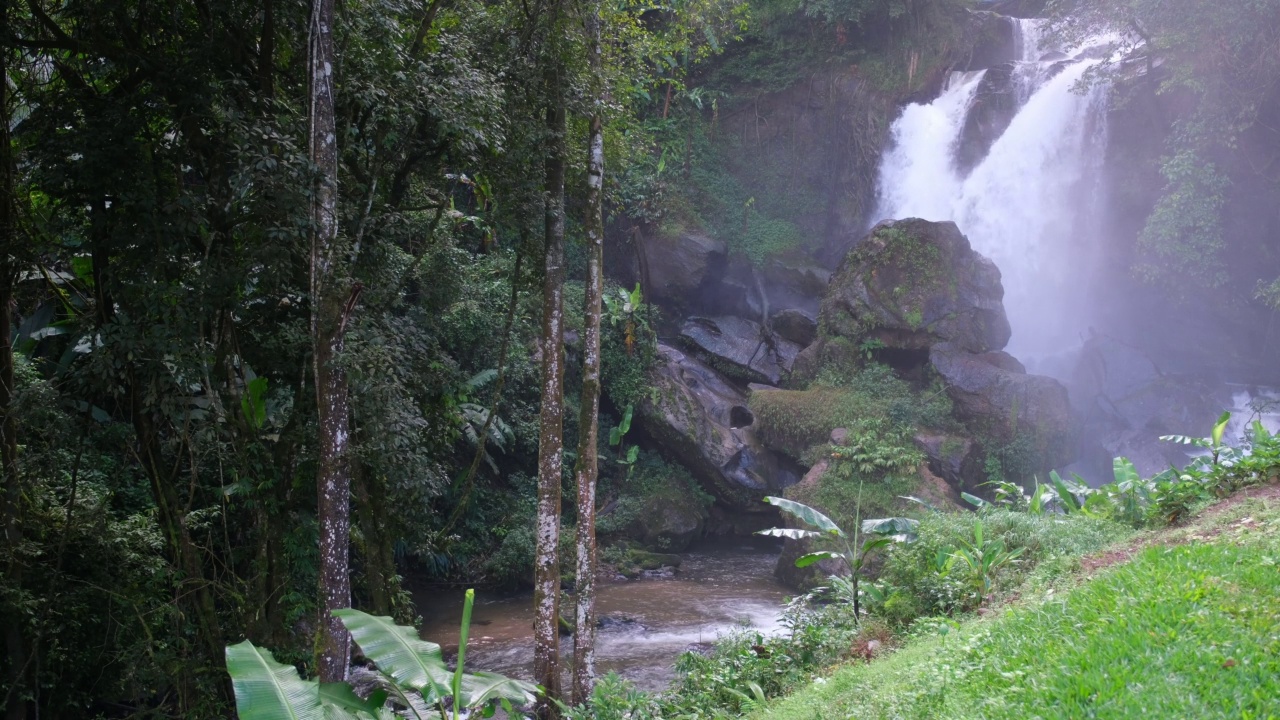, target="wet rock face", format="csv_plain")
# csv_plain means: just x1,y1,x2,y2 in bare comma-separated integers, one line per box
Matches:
680,316,804,386
913,432,980,492
1069,334,1232,480
957,63,1019,175
961,10,1018,71
643,230,727,311
630,495,706,552
817,219,1012,356
929,342,1076,468
637,343,803,509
